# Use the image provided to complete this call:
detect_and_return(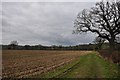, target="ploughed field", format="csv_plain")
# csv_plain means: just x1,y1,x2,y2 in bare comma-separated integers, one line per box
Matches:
2,50,90,78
